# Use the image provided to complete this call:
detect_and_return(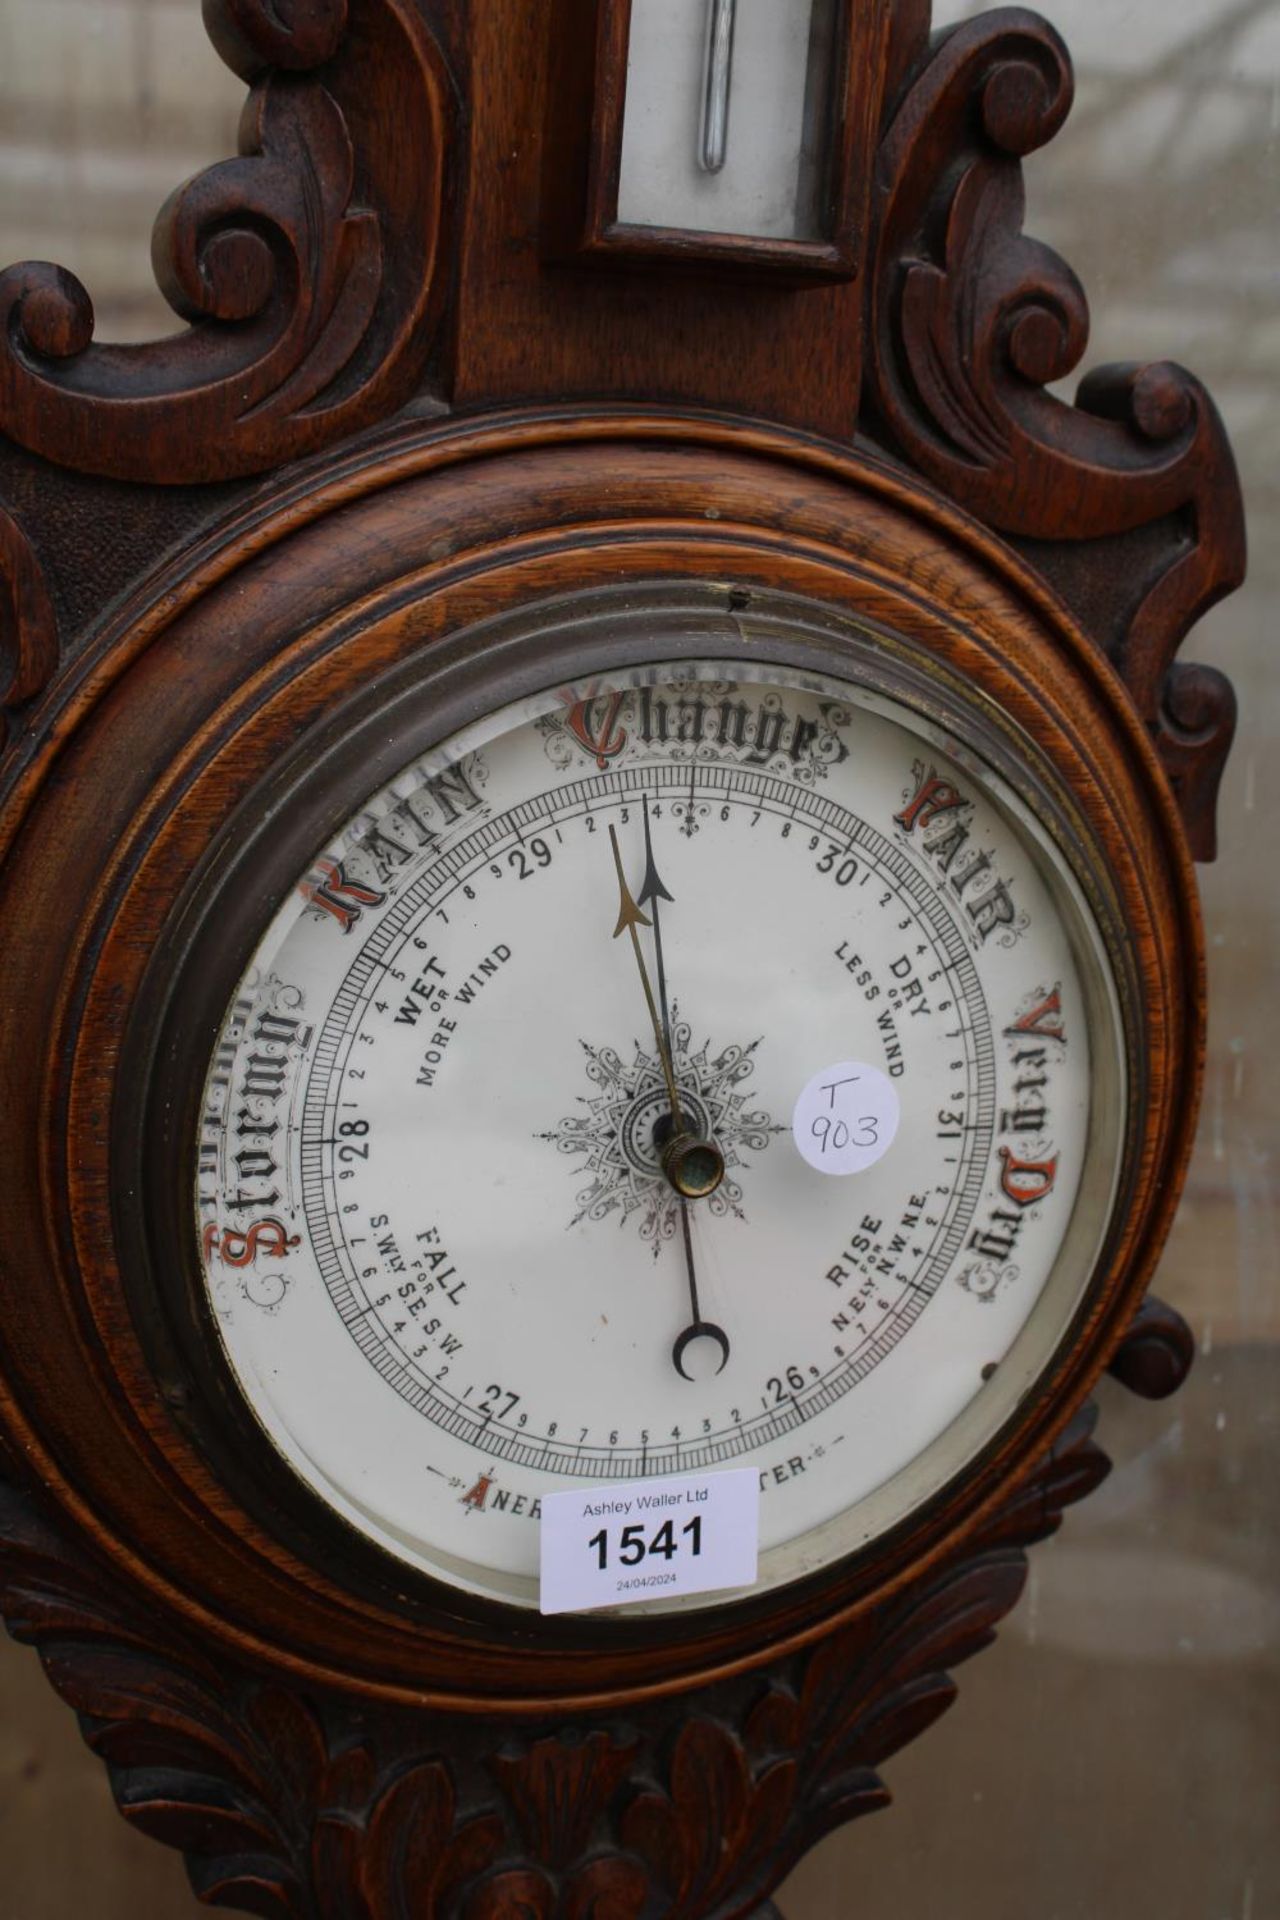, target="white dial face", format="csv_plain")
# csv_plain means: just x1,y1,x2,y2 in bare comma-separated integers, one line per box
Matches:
196,641,1125,1610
